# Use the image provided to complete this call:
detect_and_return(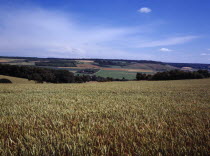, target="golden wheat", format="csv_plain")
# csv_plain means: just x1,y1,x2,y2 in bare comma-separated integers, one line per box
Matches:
0,79,209,155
